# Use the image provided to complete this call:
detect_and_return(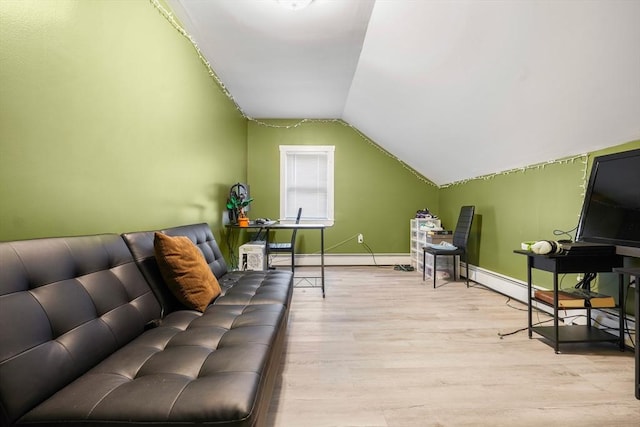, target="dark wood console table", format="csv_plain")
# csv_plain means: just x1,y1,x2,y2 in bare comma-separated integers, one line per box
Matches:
613,267,640,400
515,250,624,353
